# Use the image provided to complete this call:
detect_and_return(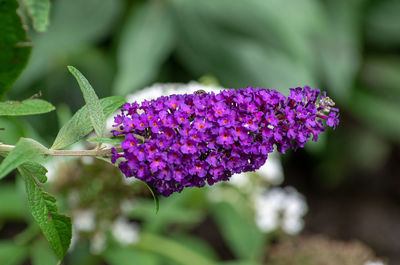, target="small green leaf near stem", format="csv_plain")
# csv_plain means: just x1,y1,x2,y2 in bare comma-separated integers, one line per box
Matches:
141,181,159,213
